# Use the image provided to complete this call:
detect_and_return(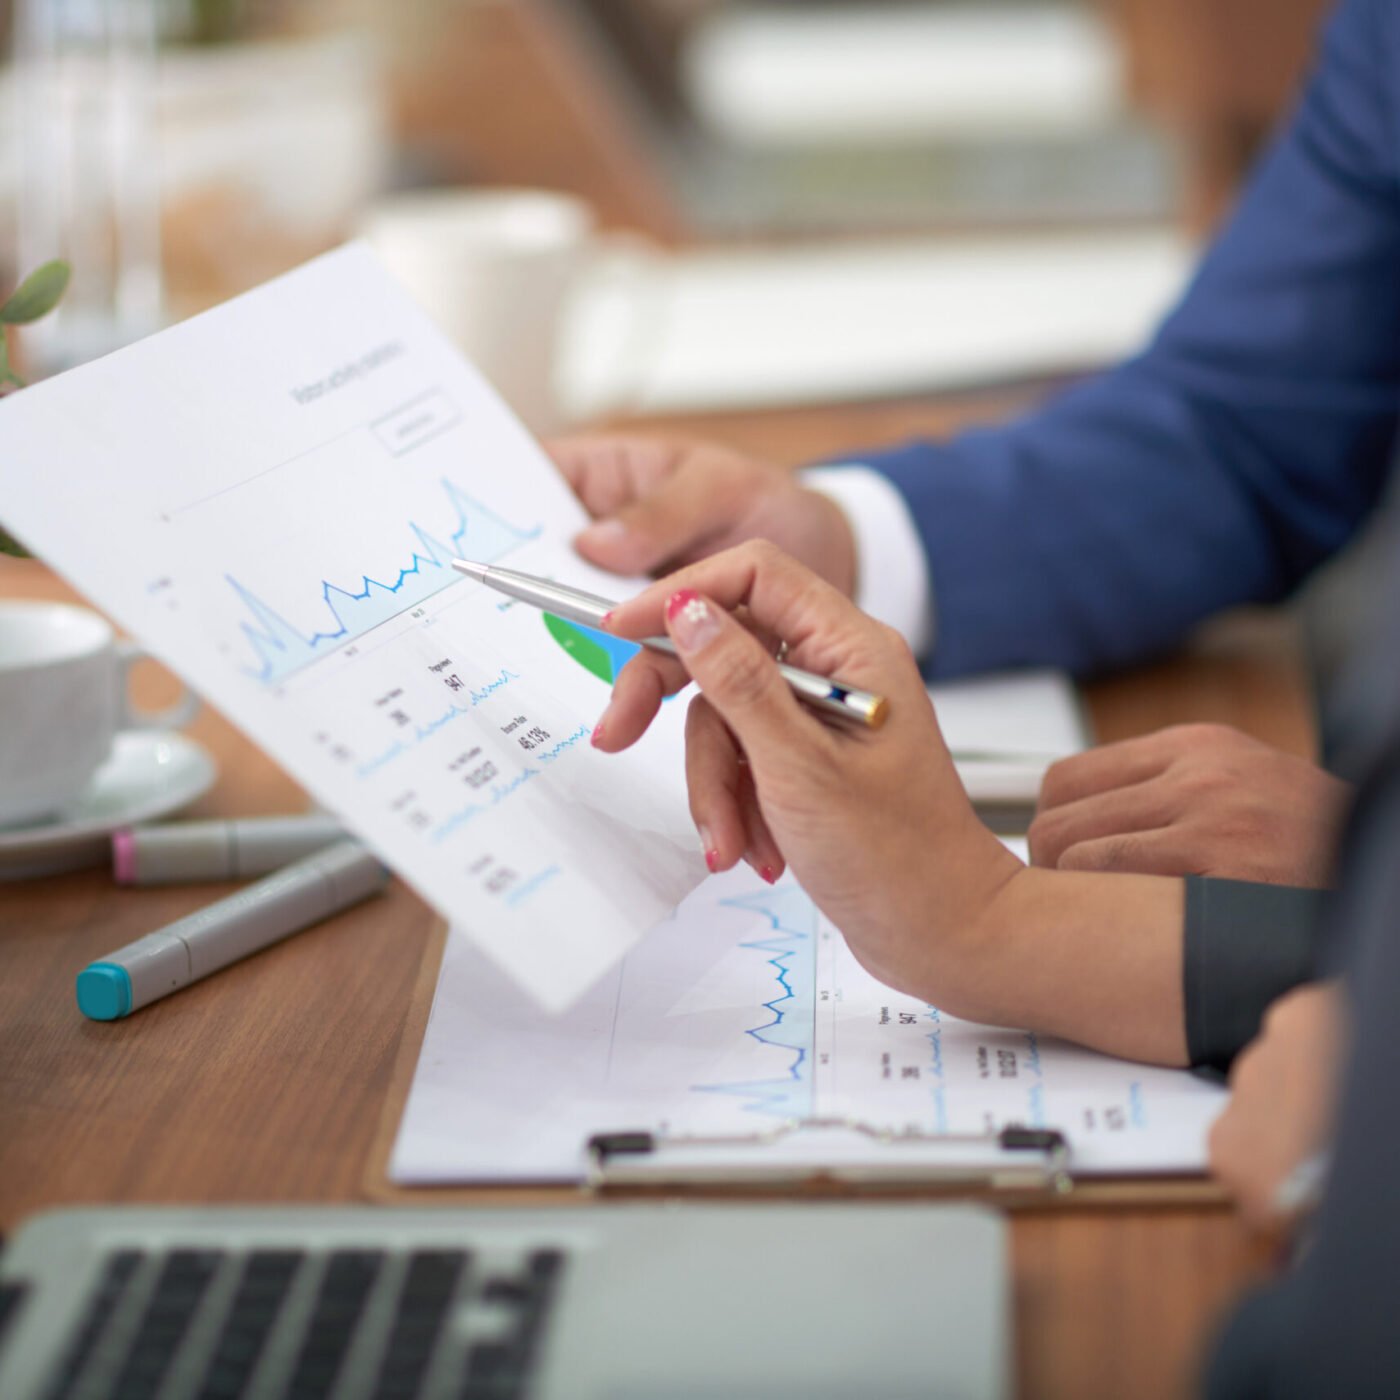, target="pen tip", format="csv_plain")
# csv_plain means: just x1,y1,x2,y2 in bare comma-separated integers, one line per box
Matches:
452,559,489,582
